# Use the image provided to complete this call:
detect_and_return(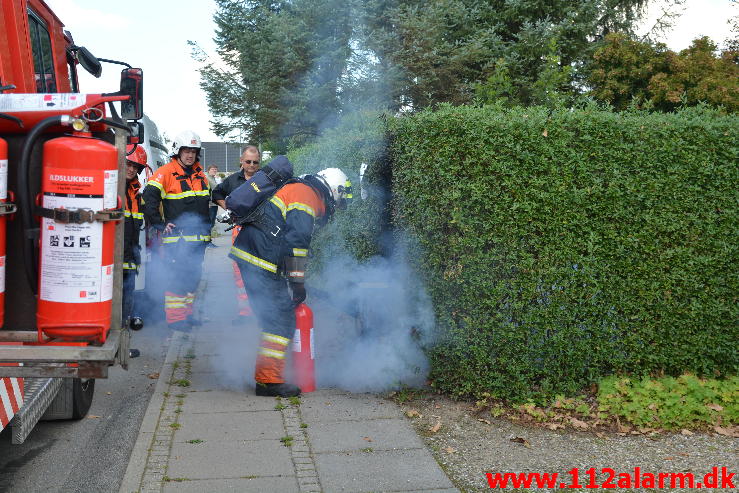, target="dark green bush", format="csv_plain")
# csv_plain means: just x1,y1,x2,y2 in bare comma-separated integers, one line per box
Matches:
389,104,738,402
